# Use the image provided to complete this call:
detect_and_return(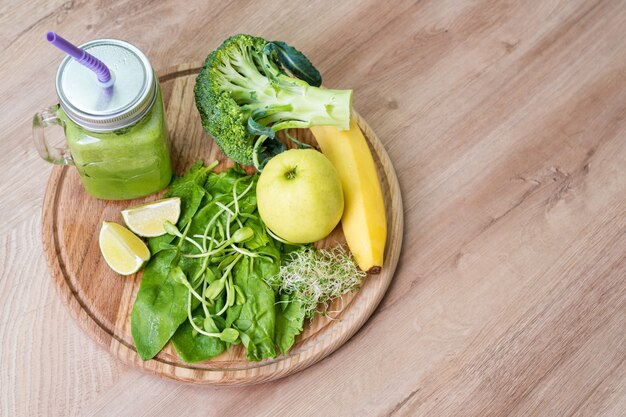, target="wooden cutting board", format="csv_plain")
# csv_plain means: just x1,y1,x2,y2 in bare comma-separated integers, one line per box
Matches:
41,63,403,385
